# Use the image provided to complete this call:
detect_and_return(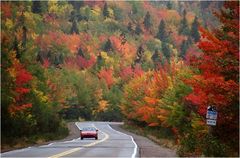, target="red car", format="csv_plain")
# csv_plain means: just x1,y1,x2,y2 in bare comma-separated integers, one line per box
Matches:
80,127,98,140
